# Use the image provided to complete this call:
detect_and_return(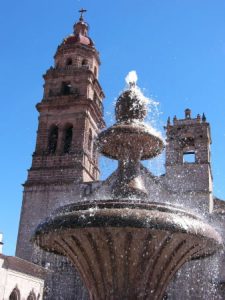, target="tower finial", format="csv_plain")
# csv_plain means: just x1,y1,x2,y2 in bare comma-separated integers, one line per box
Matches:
167,116,171,126
202,113,206,122
79,8,87,21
